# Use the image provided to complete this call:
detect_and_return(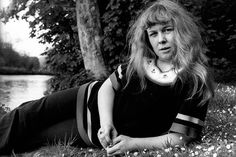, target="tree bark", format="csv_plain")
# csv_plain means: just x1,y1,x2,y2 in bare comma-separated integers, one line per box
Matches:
76,0,107,79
